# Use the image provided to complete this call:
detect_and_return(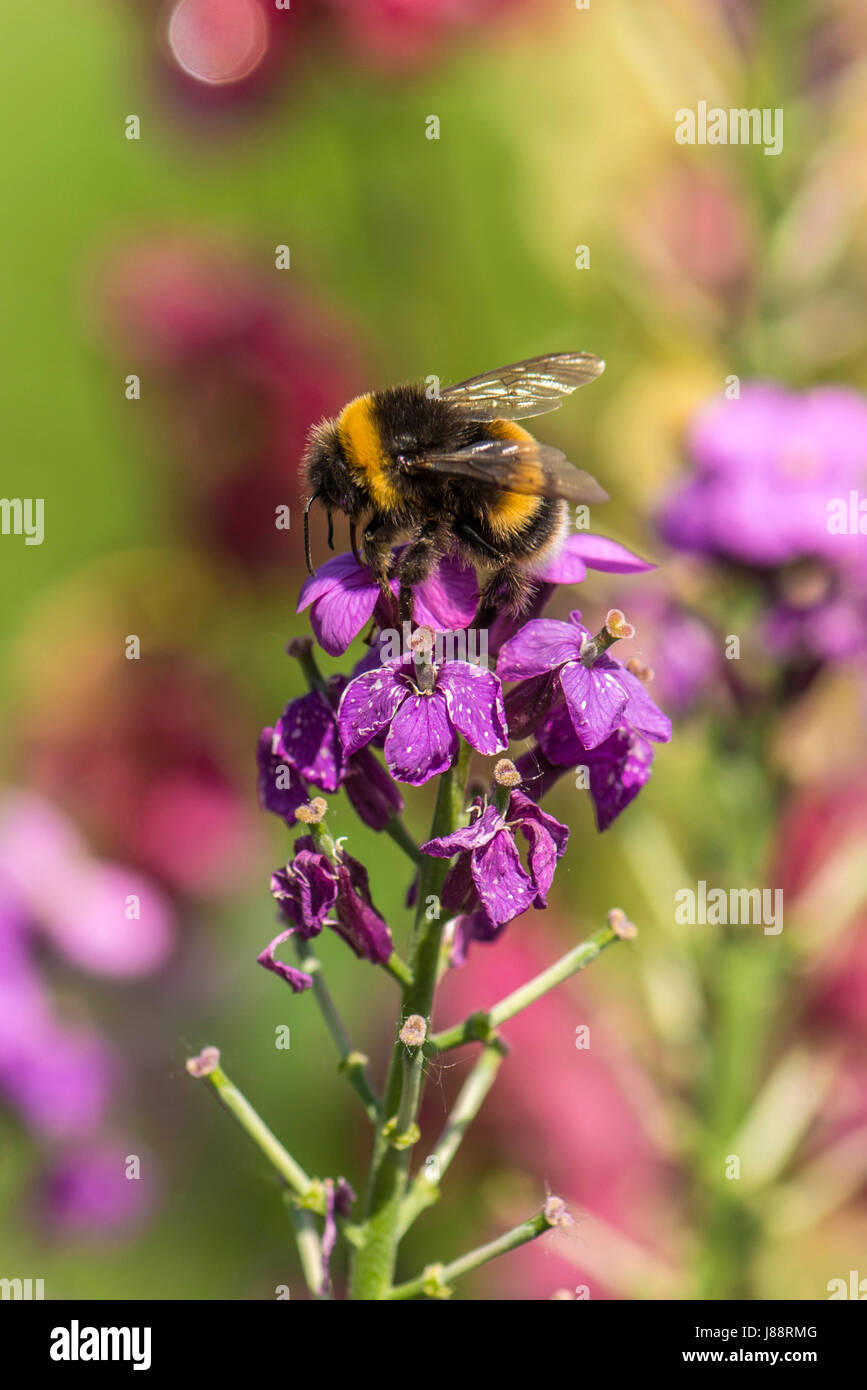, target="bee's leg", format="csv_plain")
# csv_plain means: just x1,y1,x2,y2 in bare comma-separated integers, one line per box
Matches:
476,565,533,624
349,520,362,565
361,514,401,621
396,520,444,629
